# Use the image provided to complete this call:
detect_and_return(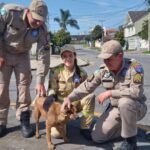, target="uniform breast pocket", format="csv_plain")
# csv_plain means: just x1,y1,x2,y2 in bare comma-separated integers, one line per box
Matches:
58,80,66,91
102,80,114,89
4,25,20,42
7,25,19,35
120,80,130,89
